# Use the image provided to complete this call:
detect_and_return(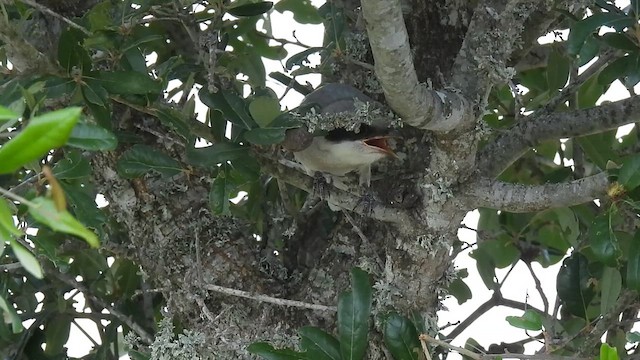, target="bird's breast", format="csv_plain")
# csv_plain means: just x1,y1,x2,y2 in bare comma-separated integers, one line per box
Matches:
293,137,388,176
